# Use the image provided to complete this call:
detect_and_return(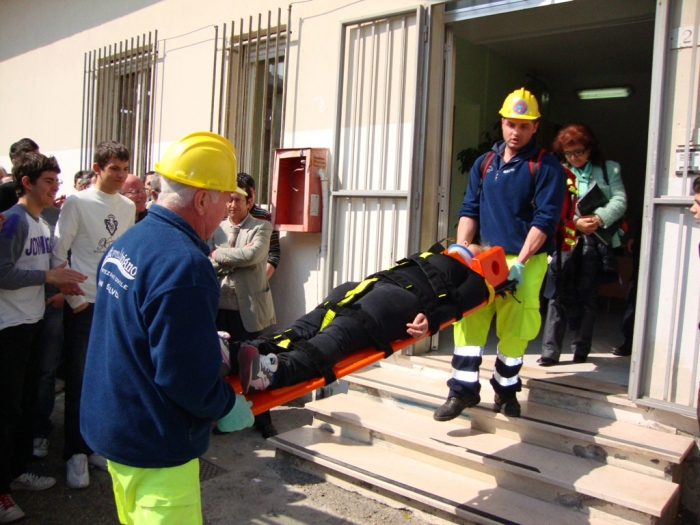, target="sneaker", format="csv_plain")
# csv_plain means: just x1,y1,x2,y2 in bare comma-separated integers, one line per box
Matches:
218,332,232,376
66,453,89,489
493,393,521,417
33,437,49,458
10,472,56,491
238,345,277,393
433,393,481,422
0,493,25,523
536,357,558,367
88,453,108,472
